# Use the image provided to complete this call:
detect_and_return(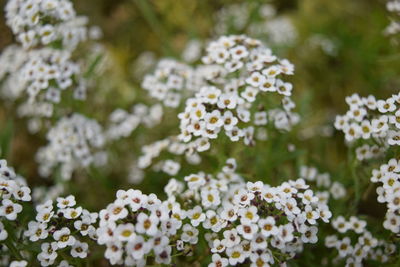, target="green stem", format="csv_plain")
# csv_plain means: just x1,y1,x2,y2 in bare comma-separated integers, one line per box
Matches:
5,238,23,260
